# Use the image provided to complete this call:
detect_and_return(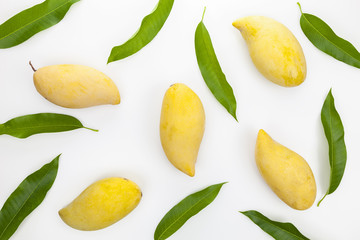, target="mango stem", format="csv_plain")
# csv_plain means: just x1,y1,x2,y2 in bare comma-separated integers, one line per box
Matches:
29,61,37,72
